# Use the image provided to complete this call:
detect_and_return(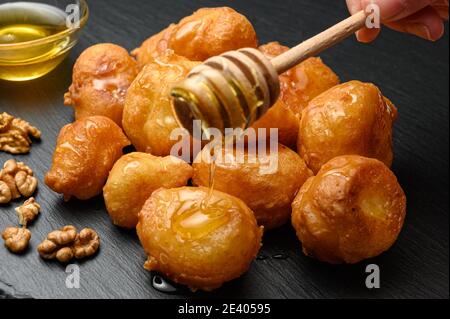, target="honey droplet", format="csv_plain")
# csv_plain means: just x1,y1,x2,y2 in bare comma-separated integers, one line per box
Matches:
151,274,179,294
272,253,289,260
